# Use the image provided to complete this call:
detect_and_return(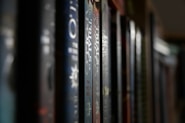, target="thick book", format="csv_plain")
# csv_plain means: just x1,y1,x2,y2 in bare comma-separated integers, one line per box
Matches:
16,0,41,122
92,1,101,123
84,0,93,123
0,0,16,123
55,0,79,122
101,0,112,123
16,0,55,122
38,0,55,123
